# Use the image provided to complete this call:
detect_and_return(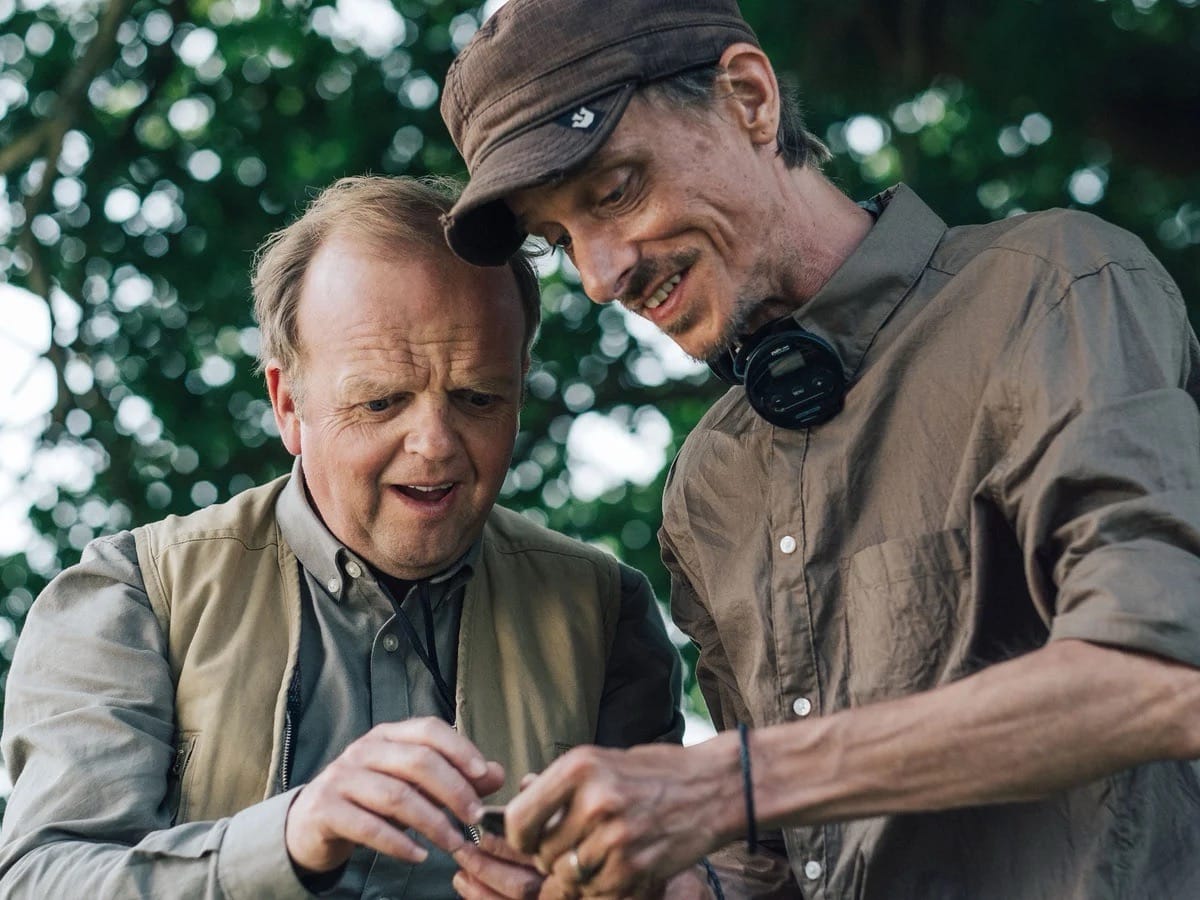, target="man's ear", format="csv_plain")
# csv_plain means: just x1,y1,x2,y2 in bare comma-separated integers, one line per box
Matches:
717,42,781,150
265,361,303,456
